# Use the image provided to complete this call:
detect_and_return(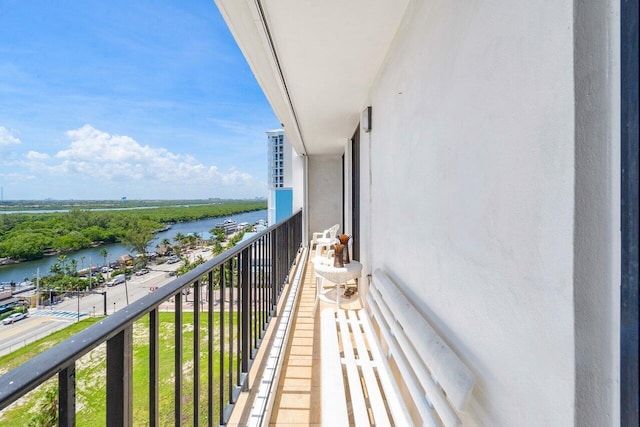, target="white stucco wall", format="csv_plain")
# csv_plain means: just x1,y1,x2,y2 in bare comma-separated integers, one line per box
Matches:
365,1,588,424
308,156,343,241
